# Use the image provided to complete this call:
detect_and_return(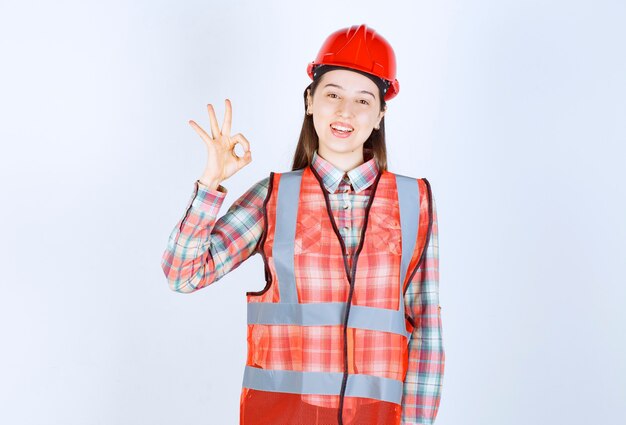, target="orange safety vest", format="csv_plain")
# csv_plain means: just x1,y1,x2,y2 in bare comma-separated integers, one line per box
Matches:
240,165,433,425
